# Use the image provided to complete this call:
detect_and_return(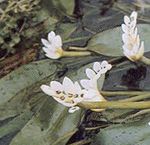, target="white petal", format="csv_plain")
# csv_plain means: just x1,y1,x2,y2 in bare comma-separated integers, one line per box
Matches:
63,77,75,94
96,61,112,74
124,15,130,25
93,62,101,73
123,51,134,61
83,89,96,99
122,33,128,44
130,11,137,20
41,39,51,48
53,97,73,107
132,27,138,39
107,64,112,70
73,97,83,103
132,43,139,54
121,24,128,33
74,82,82,94
123,45,132,55
42,46,56,54
137,41,144,57
48,31,56,42
99,68,107,74
101,60,108,66
40,85,57,96
68,106,80,113
130,20,136,29
80,79,92,90
50,81,63,91
130,11,137,28
135,35,140,48
101,61,112,70
86,68,96,79
83,89,101,102
52,35,62,48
